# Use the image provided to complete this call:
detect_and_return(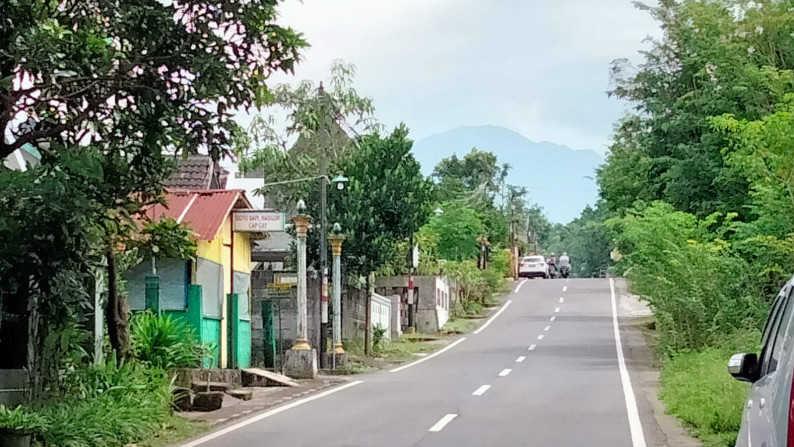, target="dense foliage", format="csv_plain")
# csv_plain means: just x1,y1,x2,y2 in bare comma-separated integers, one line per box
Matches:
1,0,306,385
594,1,794,444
